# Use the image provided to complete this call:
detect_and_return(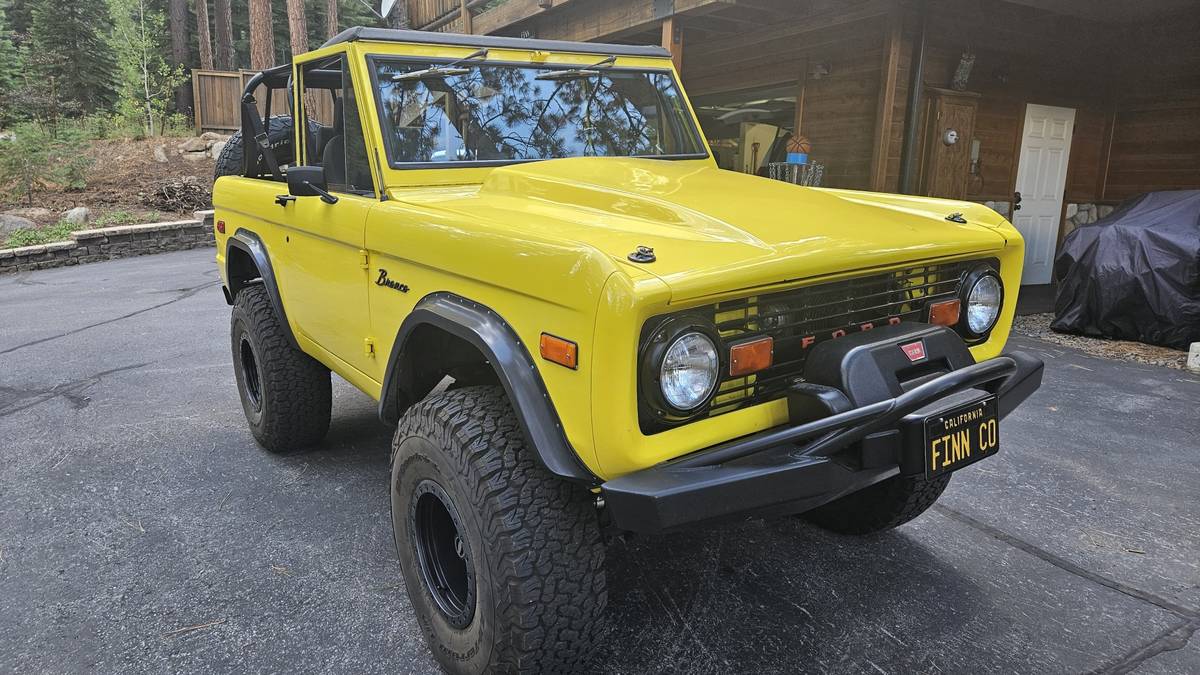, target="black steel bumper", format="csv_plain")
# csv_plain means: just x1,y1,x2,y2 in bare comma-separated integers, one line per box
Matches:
602,326,1043,534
